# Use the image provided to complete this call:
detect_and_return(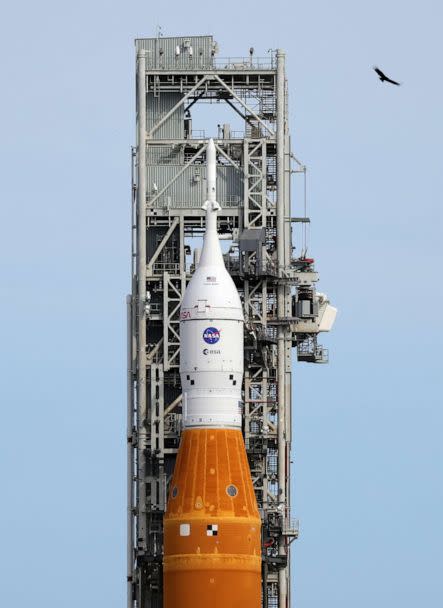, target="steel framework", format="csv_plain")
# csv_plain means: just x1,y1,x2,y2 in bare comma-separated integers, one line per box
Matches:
127,34,334,608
